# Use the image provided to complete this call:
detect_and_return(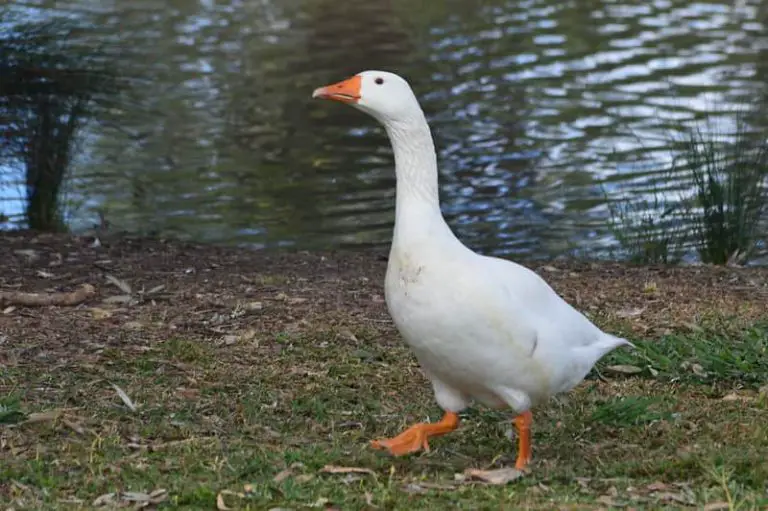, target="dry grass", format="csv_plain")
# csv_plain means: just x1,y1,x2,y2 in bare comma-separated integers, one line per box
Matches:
1,231,767,509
